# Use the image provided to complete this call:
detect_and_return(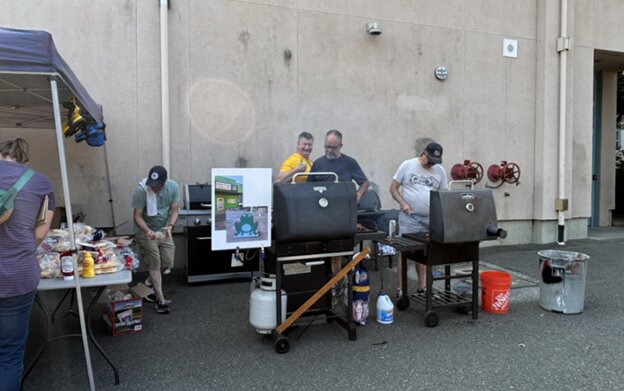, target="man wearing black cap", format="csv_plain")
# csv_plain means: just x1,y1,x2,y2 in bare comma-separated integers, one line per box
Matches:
390,142,448,293
132,165,180,314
